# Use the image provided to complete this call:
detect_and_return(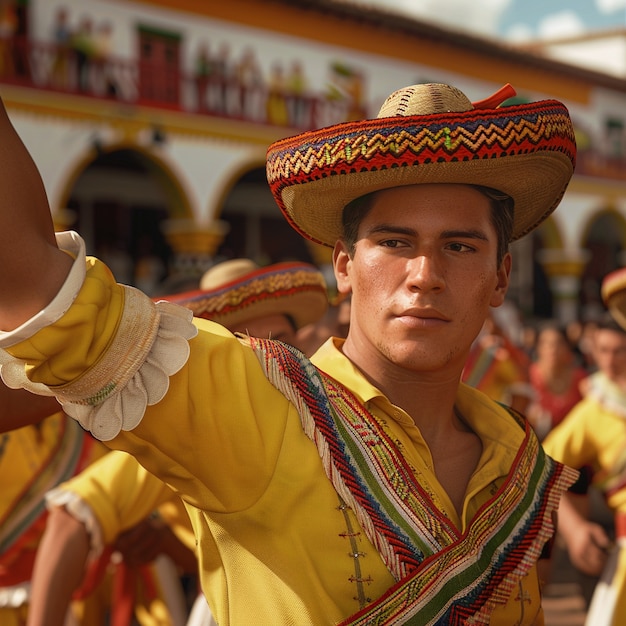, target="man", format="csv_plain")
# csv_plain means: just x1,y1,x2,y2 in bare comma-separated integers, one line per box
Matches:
296,293,351,356
165,257,328,352
543,268,626,626
27,257,329,626
0,82,578,624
